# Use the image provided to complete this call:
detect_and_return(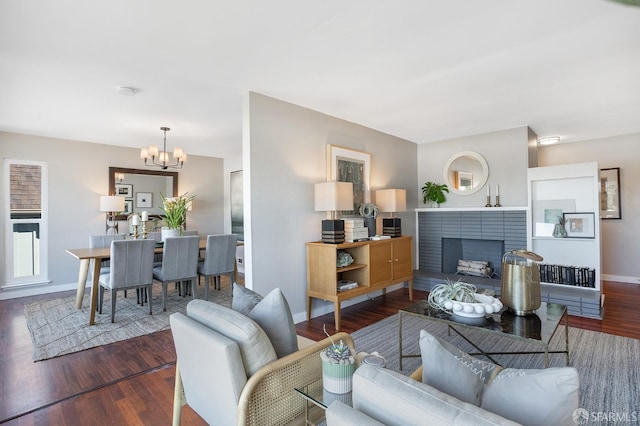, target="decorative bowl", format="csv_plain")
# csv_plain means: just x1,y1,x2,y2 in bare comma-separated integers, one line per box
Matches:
443,293,503,318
